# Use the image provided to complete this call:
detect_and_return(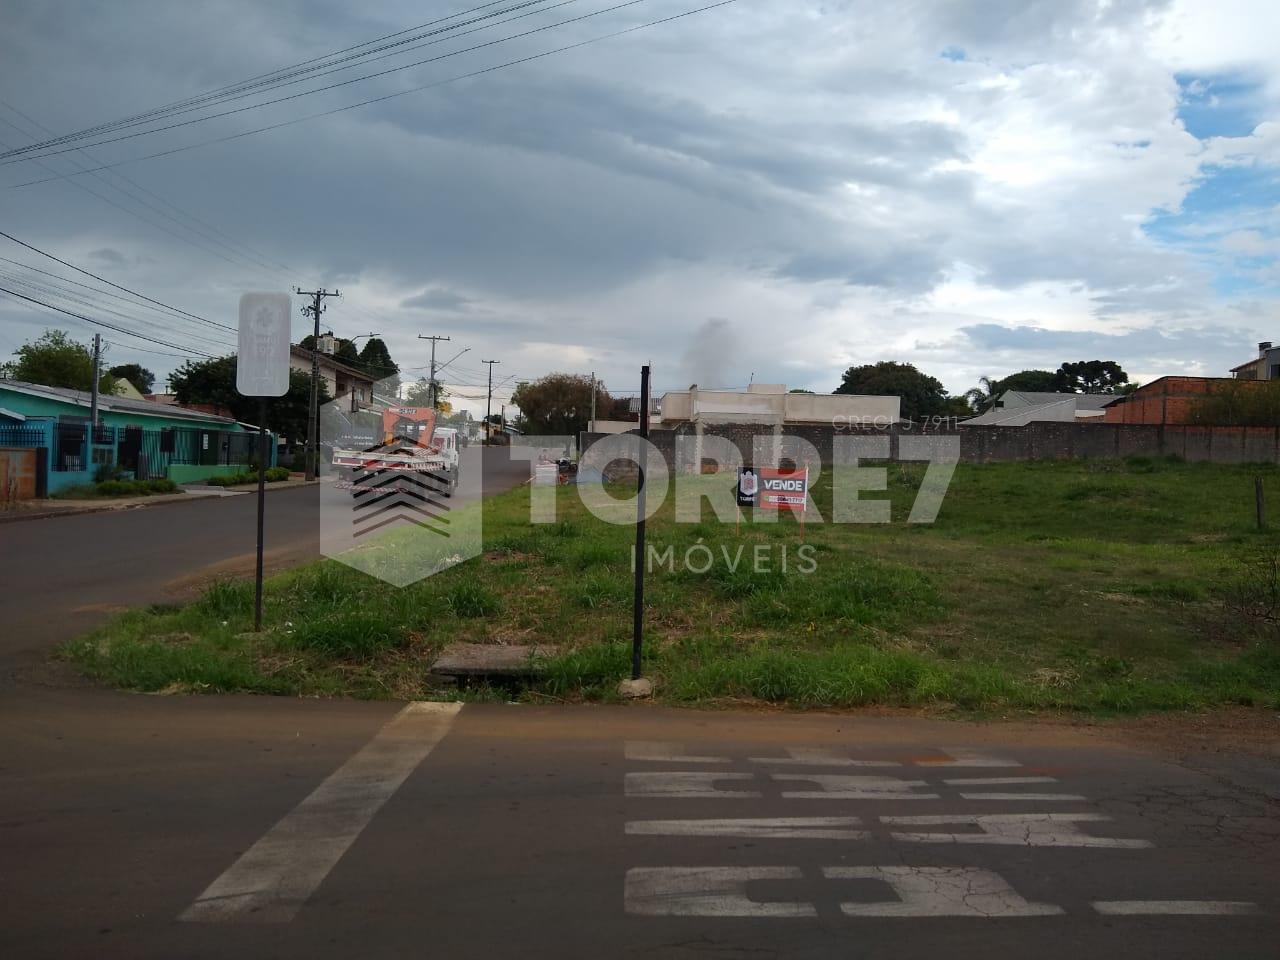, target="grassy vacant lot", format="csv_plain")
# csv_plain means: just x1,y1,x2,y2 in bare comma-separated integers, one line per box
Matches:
65,457,1280,713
